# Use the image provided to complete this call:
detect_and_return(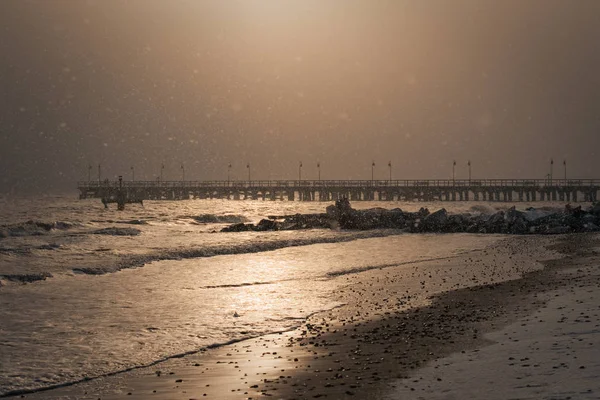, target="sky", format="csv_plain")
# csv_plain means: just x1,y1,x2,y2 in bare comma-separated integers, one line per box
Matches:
1,0,600,194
